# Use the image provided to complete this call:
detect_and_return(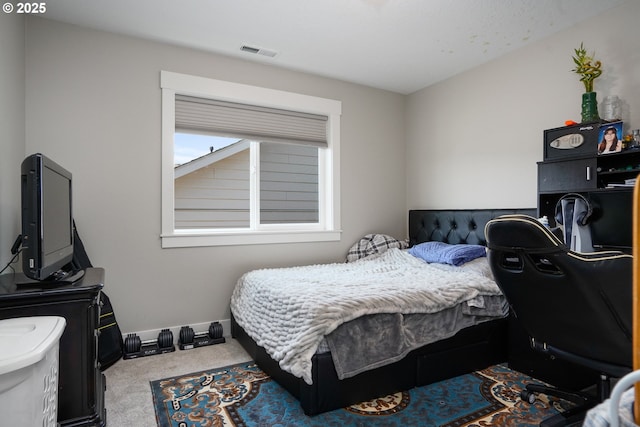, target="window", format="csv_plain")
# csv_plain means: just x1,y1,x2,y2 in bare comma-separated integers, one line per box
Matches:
160,71,341,248
173,137,319,229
